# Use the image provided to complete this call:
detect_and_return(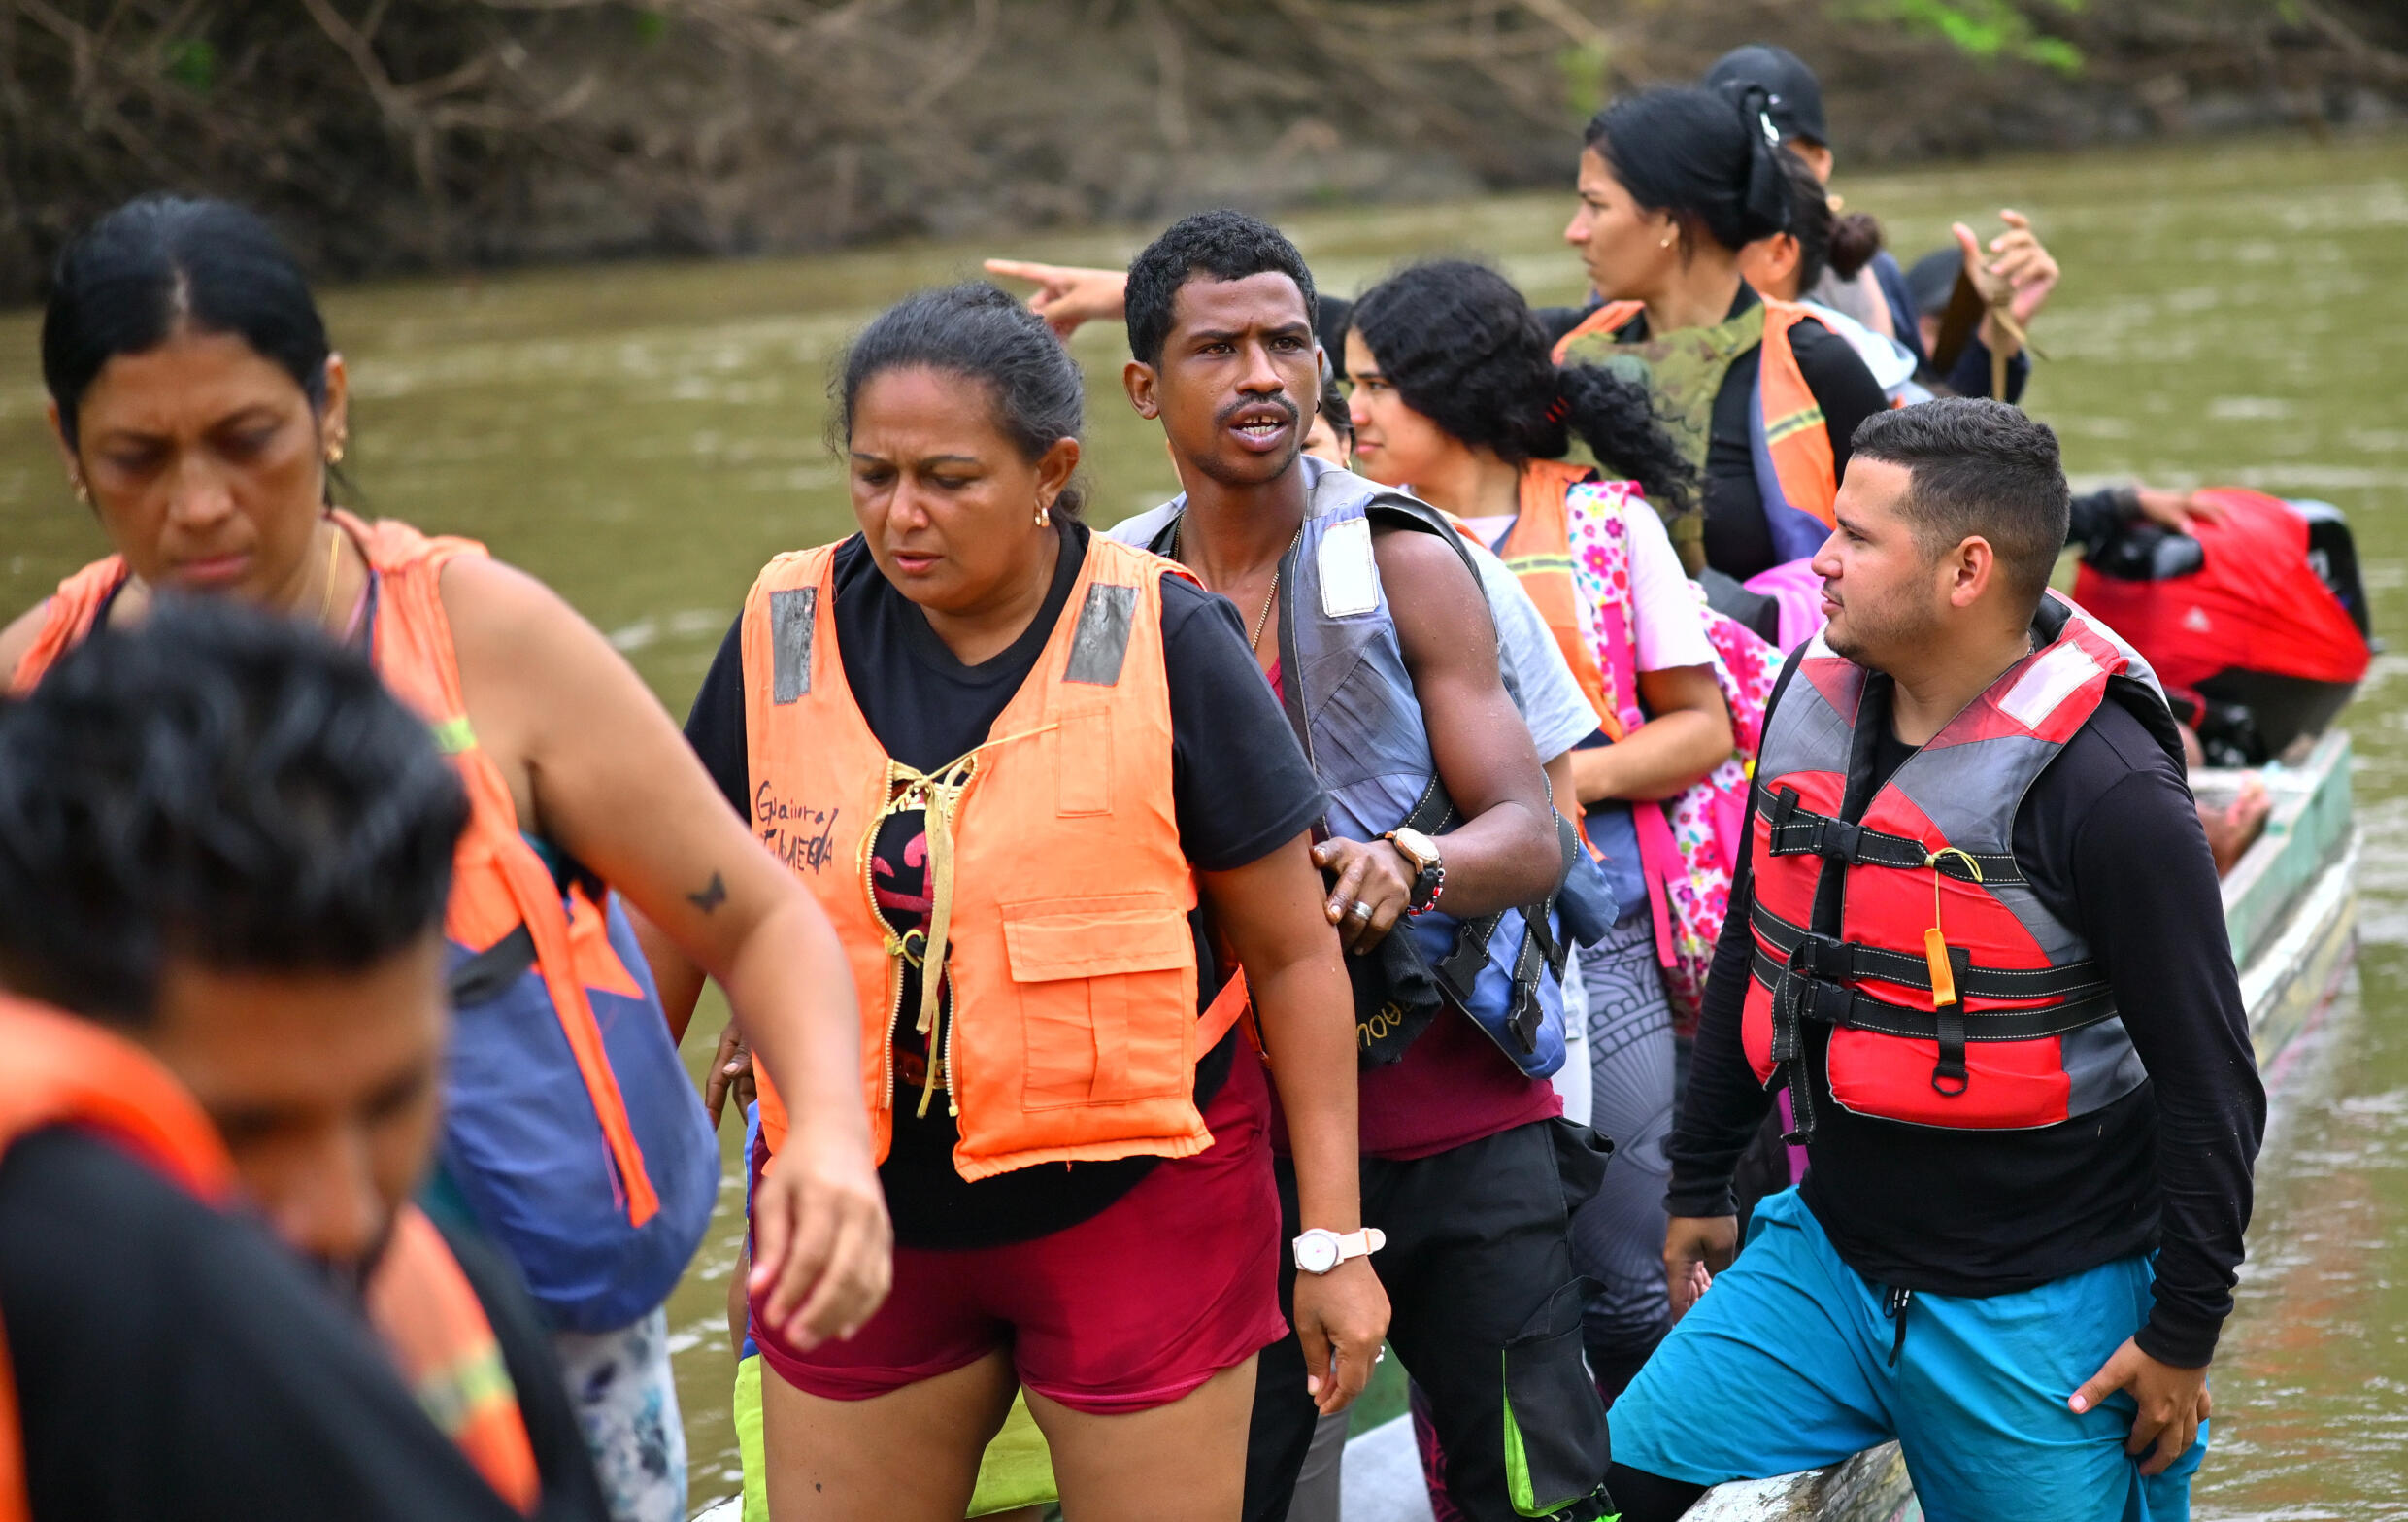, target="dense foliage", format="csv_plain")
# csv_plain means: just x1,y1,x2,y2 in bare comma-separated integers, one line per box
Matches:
0,0,2398,296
